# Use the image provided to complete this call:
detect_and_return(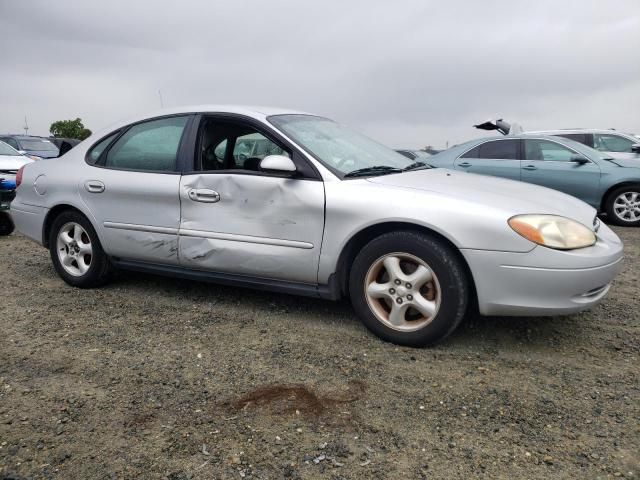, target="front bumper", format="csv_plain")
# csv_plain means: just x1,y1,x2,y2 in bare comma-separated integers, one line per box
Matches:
462,223,624,316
